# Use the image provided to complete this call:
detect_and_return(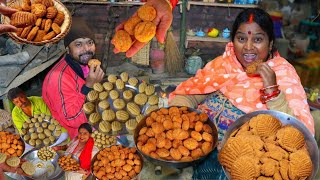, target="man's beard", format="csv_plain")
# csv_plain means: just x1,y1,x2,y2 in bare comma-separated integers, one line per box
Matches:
78,51,94,65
